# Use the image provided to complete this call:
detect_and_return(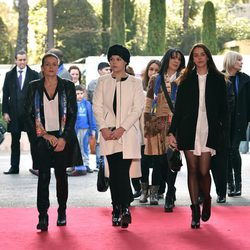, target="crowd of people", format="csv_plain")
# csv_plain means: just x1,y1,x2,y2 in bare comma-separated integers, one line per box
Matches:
1,43,250,231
